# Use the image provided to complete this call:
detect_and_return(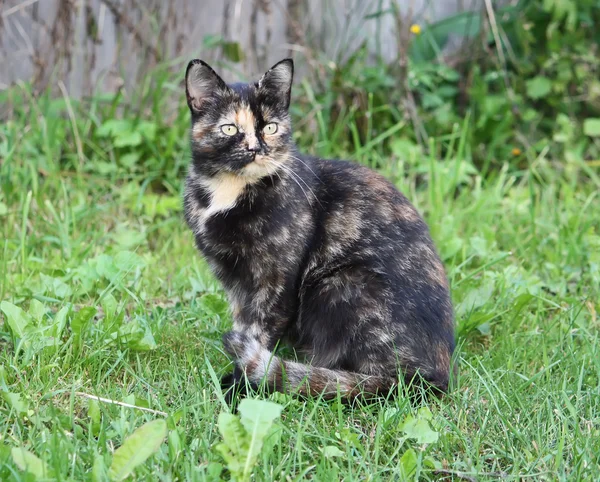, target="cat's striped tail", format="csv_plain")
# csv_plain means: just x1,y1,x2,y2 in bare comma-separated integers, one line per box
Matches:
222,331,405,400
